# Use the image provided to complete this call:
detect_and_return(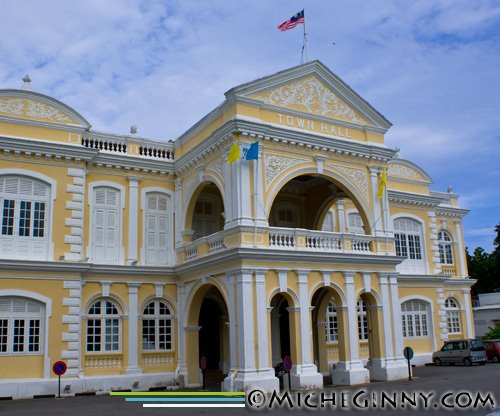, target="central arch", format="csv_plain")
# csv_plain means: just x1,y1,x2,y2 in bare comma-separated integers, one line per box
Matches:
267,170,373,234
